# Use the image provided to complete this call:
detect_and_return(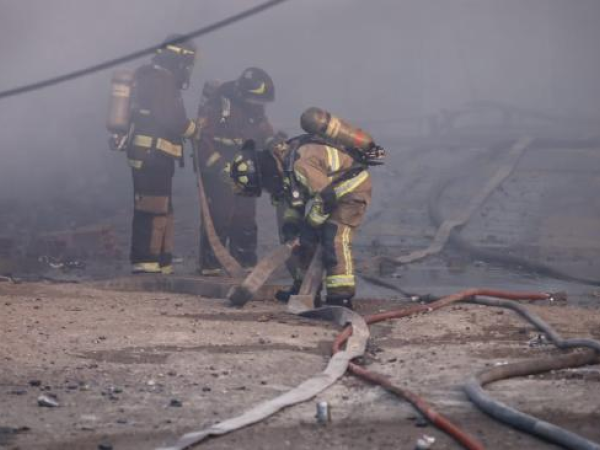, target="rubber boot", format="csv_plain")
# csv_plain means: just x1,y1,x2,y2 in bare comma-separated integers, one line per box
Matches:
325,295,354,310
275,279,302,303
